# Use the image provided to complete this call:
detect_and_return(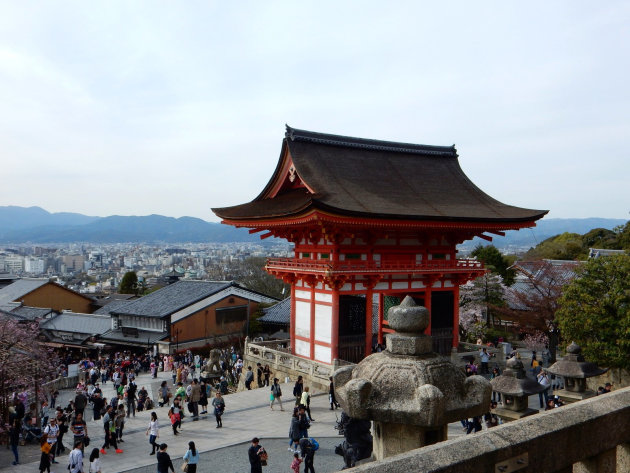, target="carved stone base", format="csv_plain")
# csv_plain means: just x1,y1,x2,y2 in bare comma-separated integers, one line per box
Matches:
554,389,597,404
494,407,539,422
372,421,447,460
